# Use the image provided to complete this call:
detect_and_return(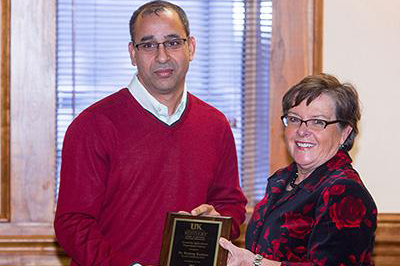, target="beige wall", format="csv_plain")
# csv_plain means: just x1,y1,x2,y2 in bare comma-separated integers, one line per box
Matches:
323,0,400,212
